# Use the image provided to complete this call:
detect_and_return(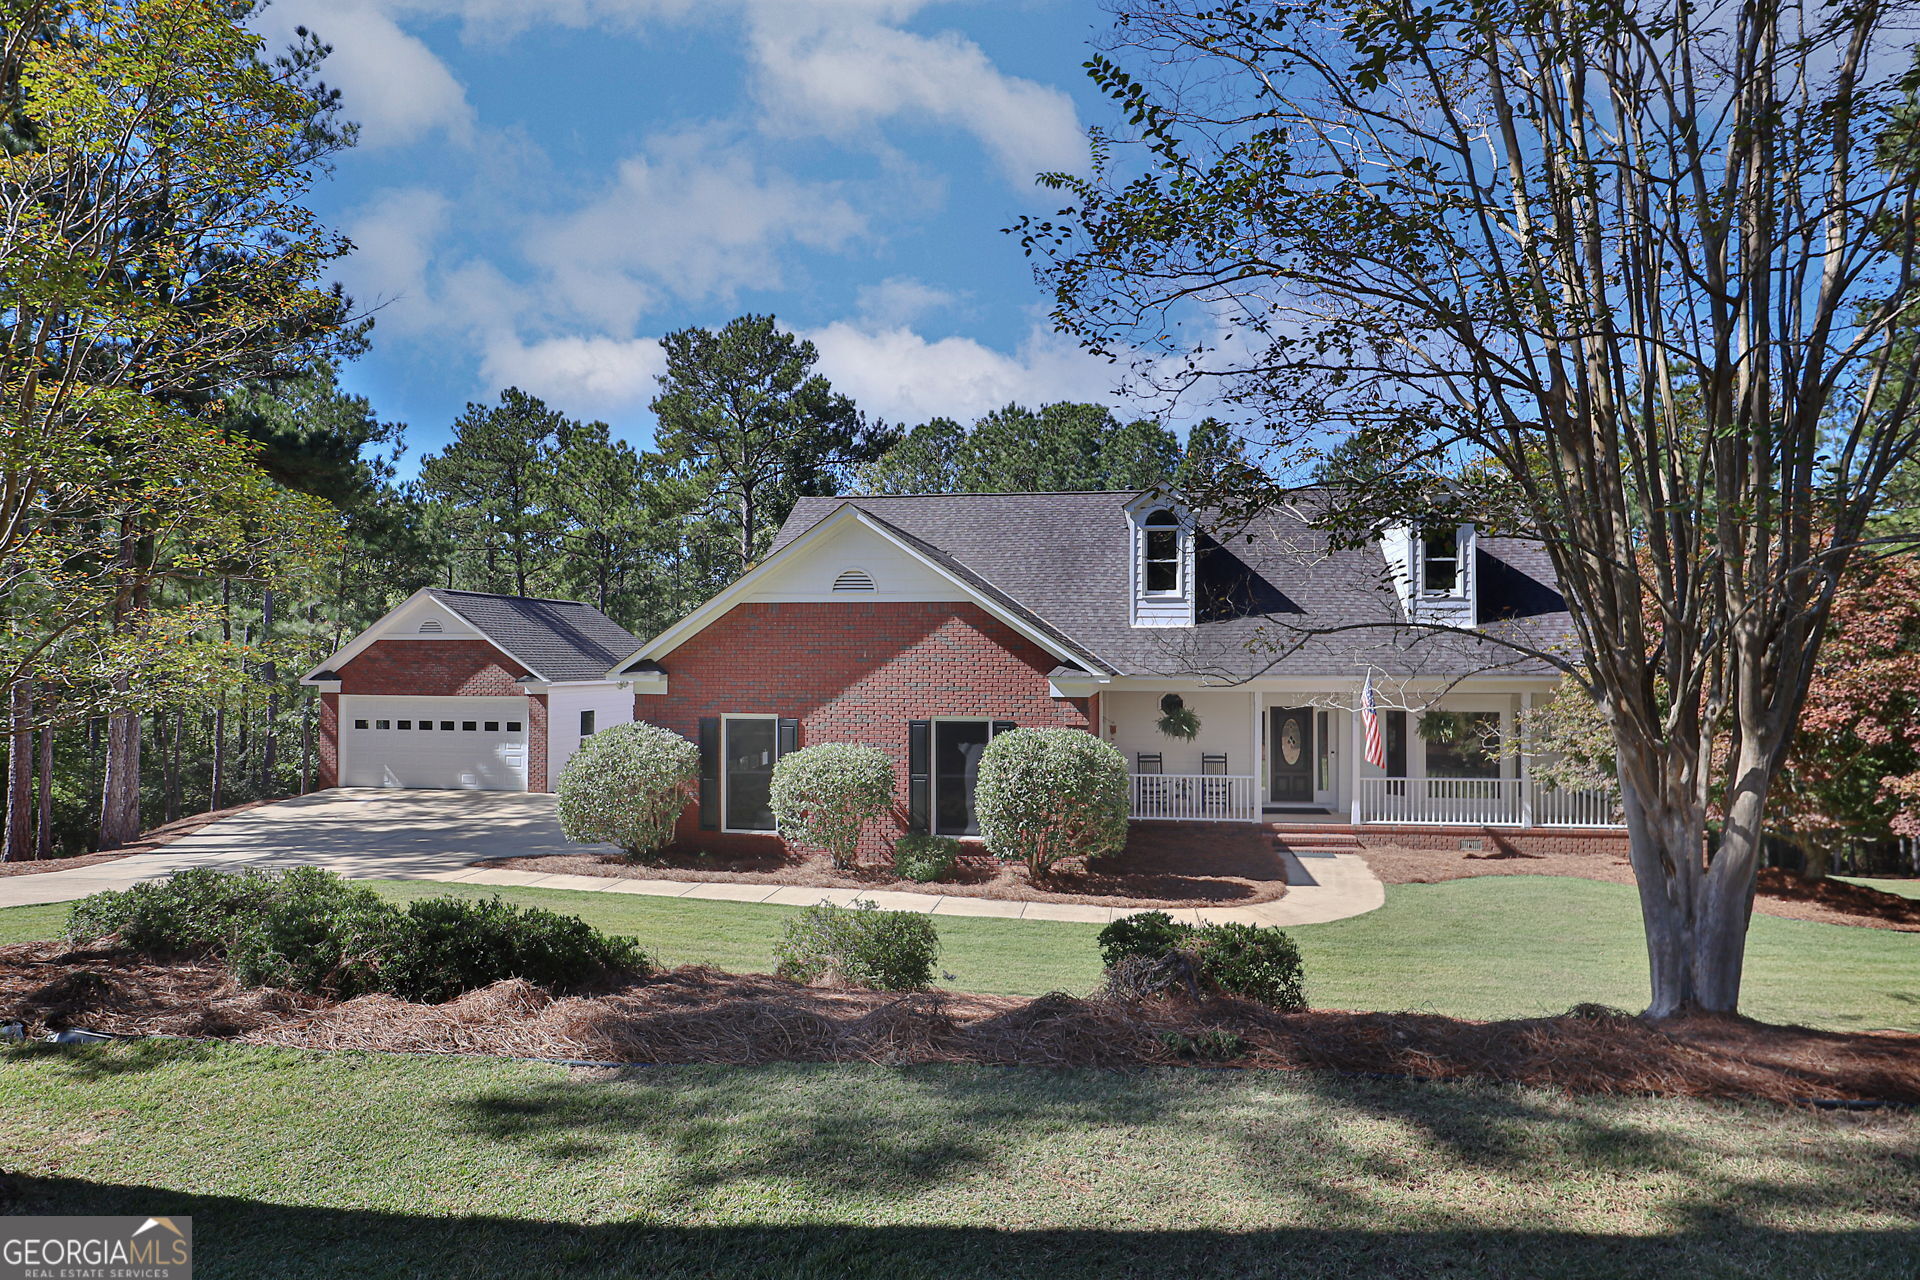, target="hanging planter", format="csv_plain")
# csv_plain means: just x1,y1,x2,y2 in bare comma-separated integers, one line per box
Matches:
1156,693,1202,740
1416,709,1480,745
